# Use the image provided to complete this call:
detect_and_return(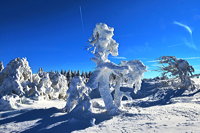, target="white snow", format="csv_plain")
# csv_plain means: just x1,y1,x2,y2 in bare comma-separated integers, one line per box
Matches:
0,78,200,133
74,101,200,133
